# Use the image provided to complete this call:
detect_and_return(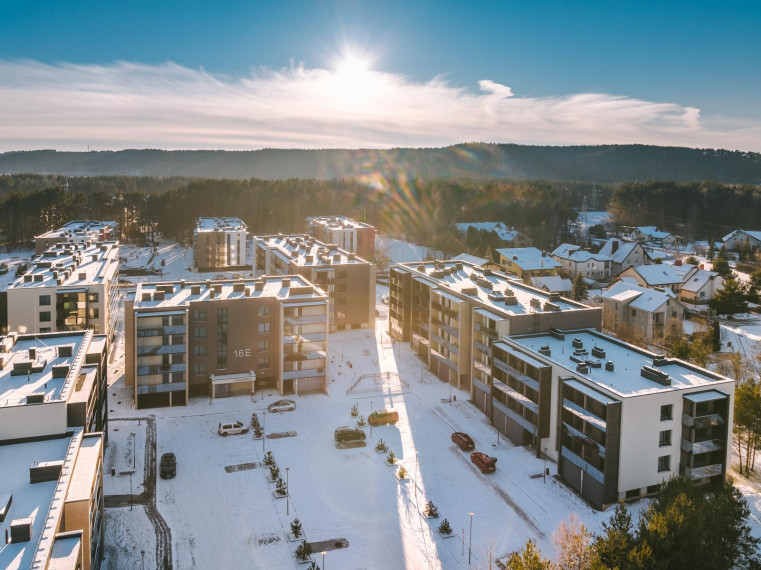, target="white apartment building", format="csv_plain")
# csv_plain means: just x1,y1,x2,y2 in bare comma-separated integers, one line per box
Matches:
193,217,249,271
305,216,376,262
7,242,120,340
34,220,118,254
